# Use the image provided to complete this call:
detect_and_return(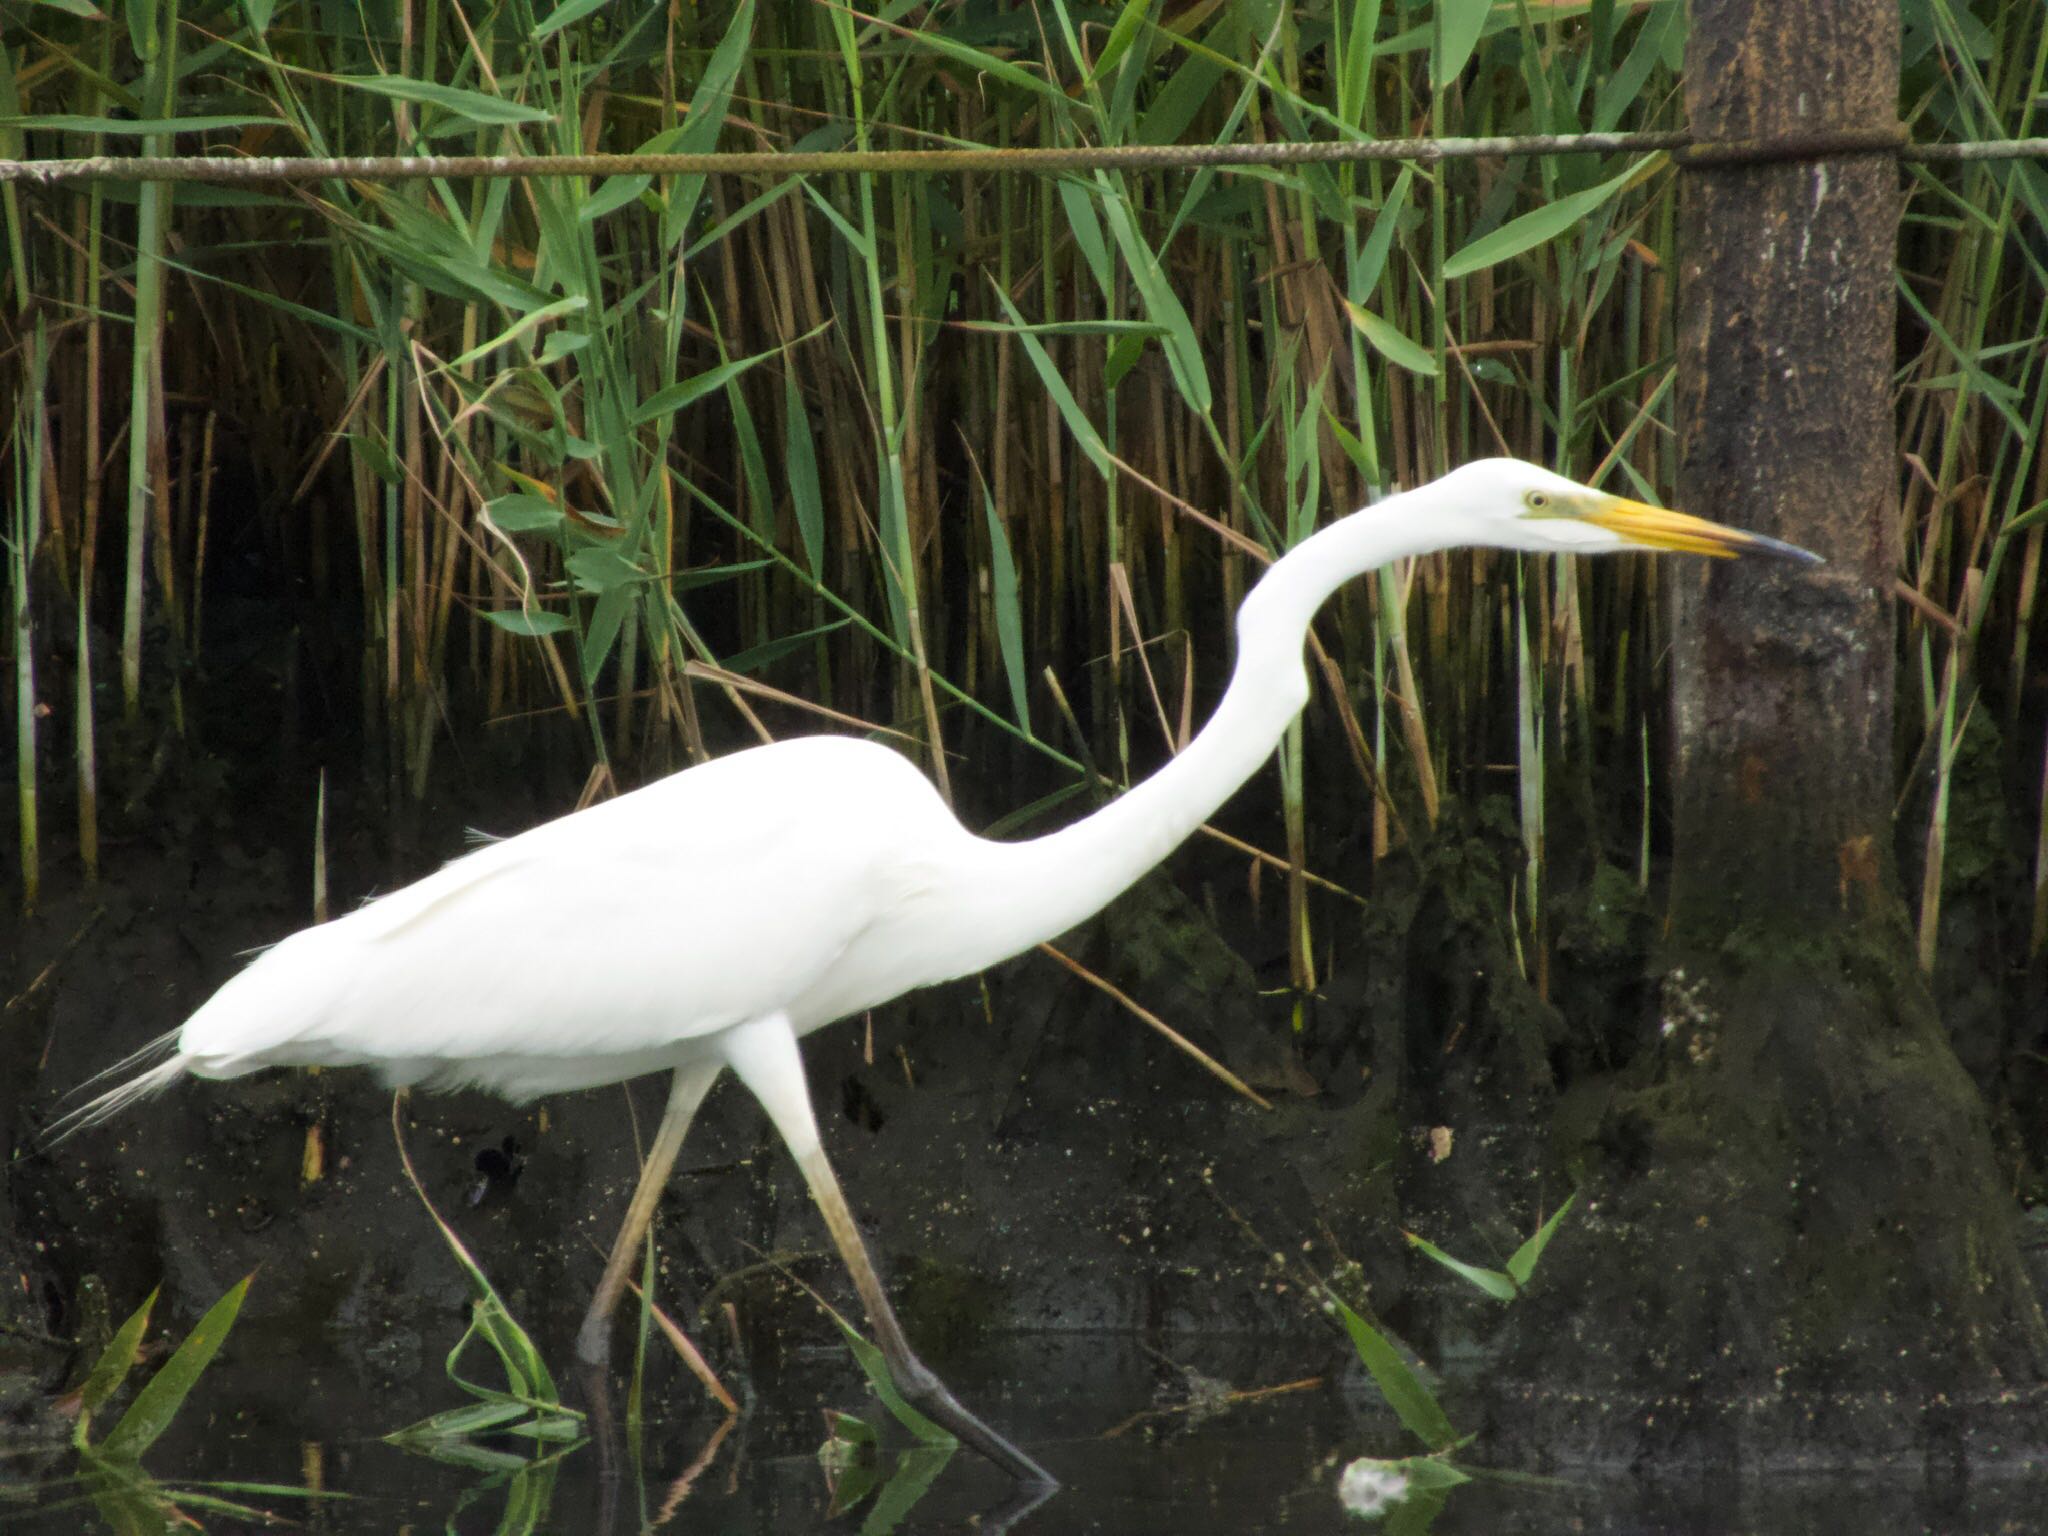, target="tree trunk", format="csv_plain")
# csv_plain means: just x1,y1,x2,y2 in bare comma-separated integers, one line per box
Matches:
1500,0,2048,1462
